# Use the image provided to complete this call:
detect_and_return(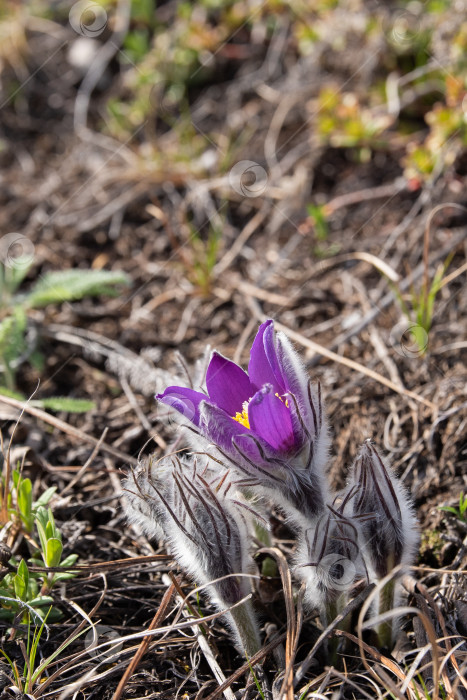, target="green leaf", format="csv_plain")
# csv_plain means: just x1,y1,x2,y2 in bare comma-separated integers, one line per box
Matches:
12,467,20,489
26,269,130,308
27,609,51,683
47,508,60,540
34,507,49,554
60,553,79,567
439,506,459,515
307,204,329,242
32,397,95,413
0,386,25,400
28,596,54,607
27,576,39,601
1,257,33,297
51,554,79,583
0,588,15,600
14,560,29,600
51,572,76,582
45,519,54,541
17,477,33,531
33,486,57,510
45,538,63,568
